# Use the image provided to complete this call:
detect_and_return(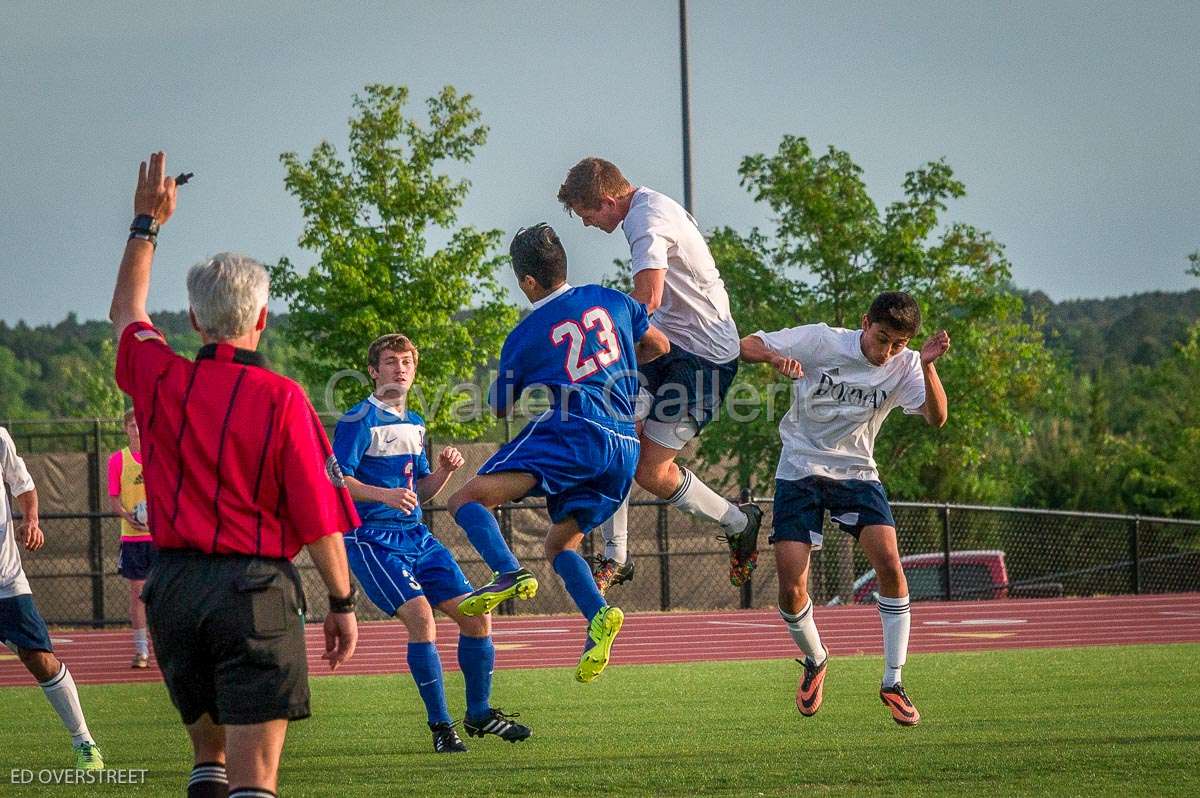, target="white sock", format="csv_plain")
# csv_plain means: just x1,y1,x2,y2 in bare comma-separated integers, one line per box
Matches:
601,497,630,563
132,628,149,656
780,602,826,665
878,594,911,687
668,468,746,533
39,663,93,745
